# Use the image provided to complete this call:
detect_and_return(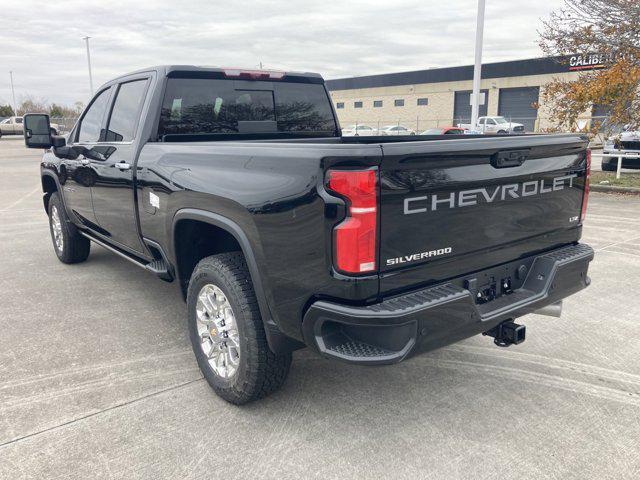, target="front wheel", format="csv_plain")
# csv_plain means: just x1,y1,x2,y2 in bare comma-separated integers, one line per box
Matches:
497,130,508,135
187,252,291,404
48,192,90,264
